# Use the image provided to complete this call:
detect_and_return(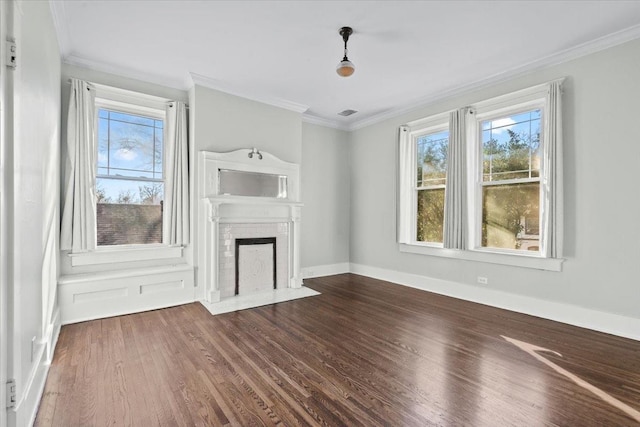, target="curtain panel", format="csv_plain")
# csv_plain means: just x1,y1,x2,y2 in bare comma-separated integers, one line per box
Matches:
397,125,412,243
443,108,468,249
60,79,96,251
542,81,563,258
164,101,190,245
